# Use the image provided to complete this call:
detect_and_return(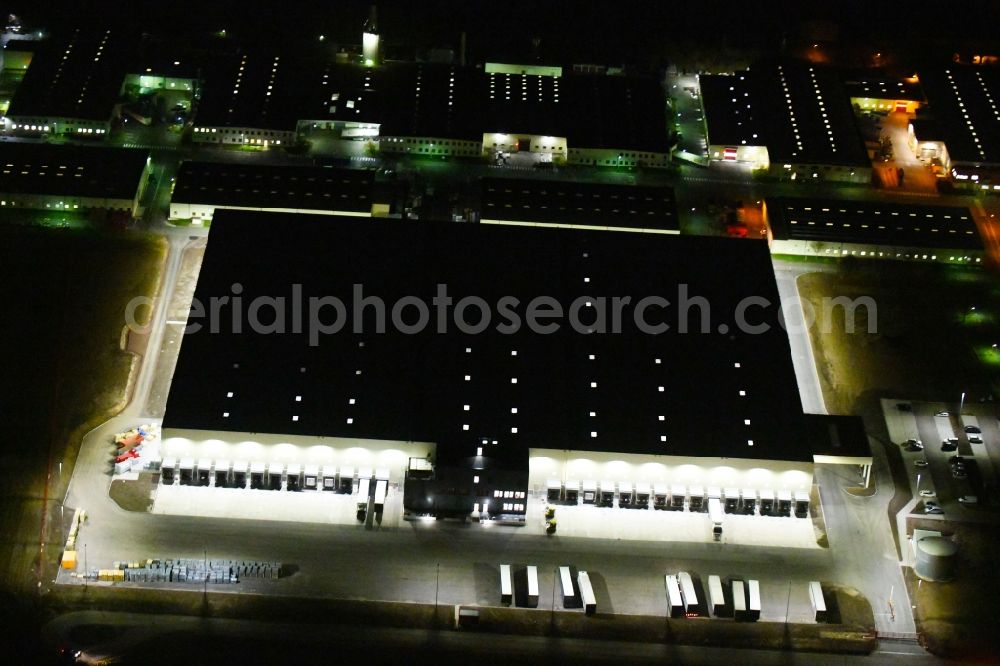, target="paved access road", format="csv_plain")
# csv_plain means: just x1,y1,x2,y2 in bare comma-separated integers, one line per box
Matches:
45,611,939,665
